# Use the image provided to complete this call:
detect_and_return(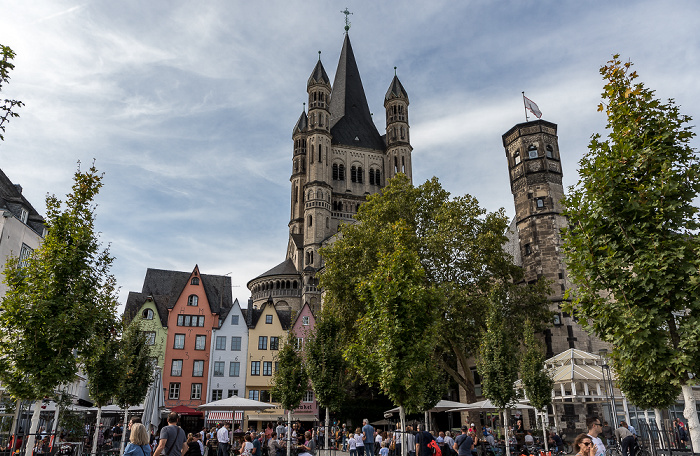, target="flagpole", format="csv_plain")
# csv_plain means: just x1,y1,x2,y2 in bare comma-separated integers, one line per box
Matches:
522,91,529,122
